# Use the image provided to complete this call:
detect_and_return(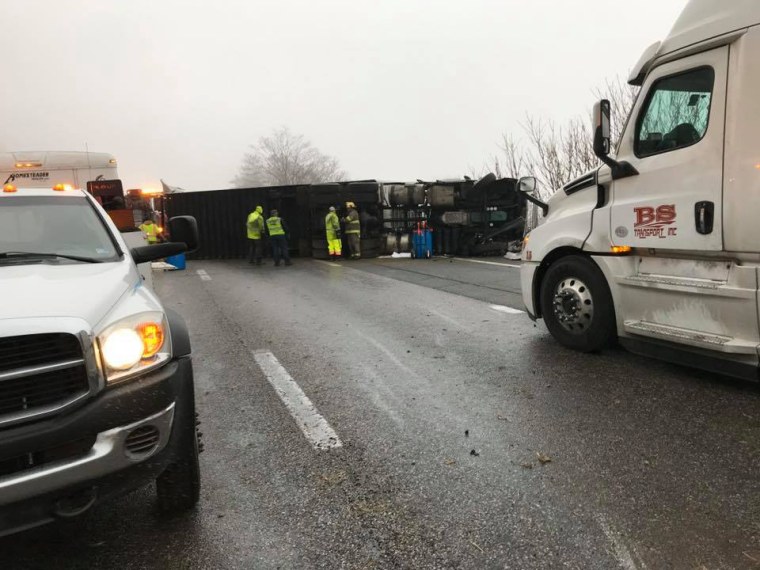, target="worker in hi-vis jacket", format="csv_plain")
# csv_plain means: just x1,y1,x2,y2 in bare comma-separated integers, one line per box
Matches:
343,202,361,259
246,205,265,265
325,206,342,260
